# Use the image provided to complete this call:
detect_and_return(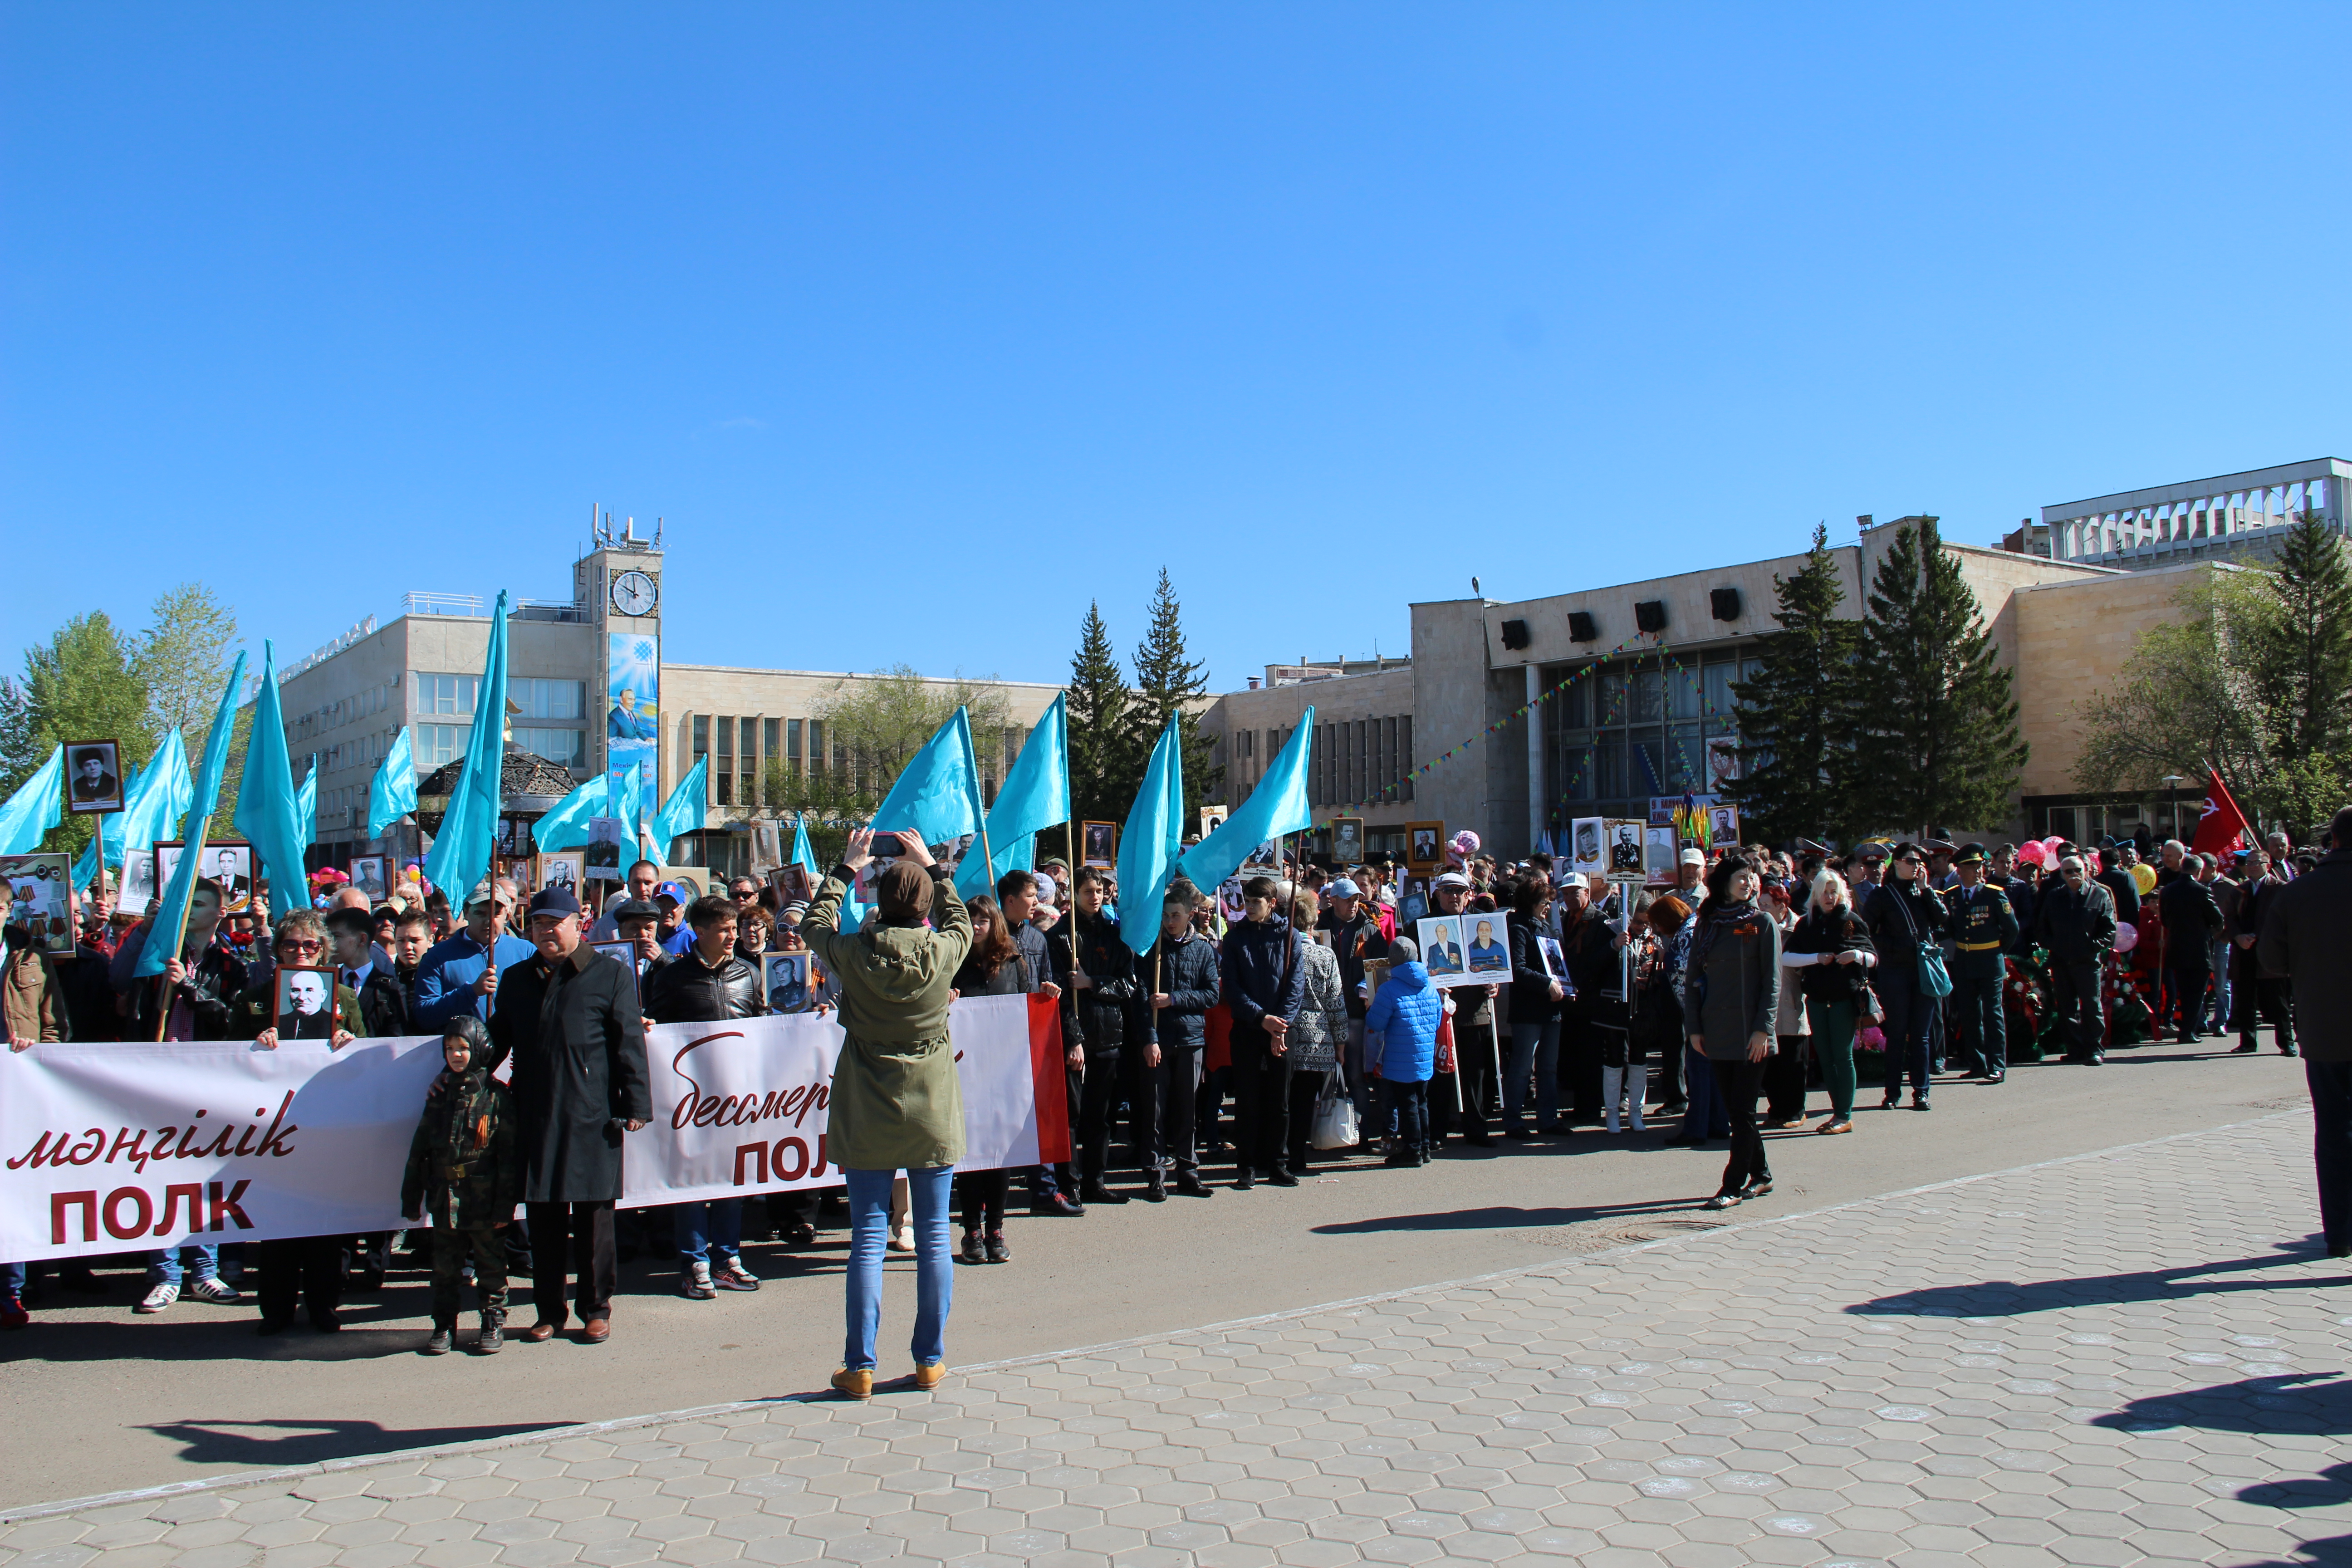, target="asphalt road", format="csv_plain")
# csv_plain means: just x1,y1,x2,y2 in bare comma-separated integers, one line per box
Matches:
0,1030,2314,1512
